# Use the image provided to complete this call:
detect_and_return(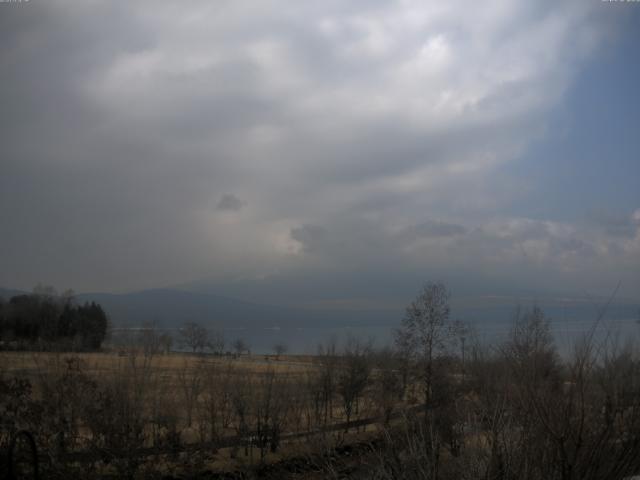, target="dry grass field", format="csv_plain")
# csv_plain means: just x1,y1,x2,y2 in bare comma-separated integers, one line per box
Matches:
0,350,317,377
0,348,401,478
